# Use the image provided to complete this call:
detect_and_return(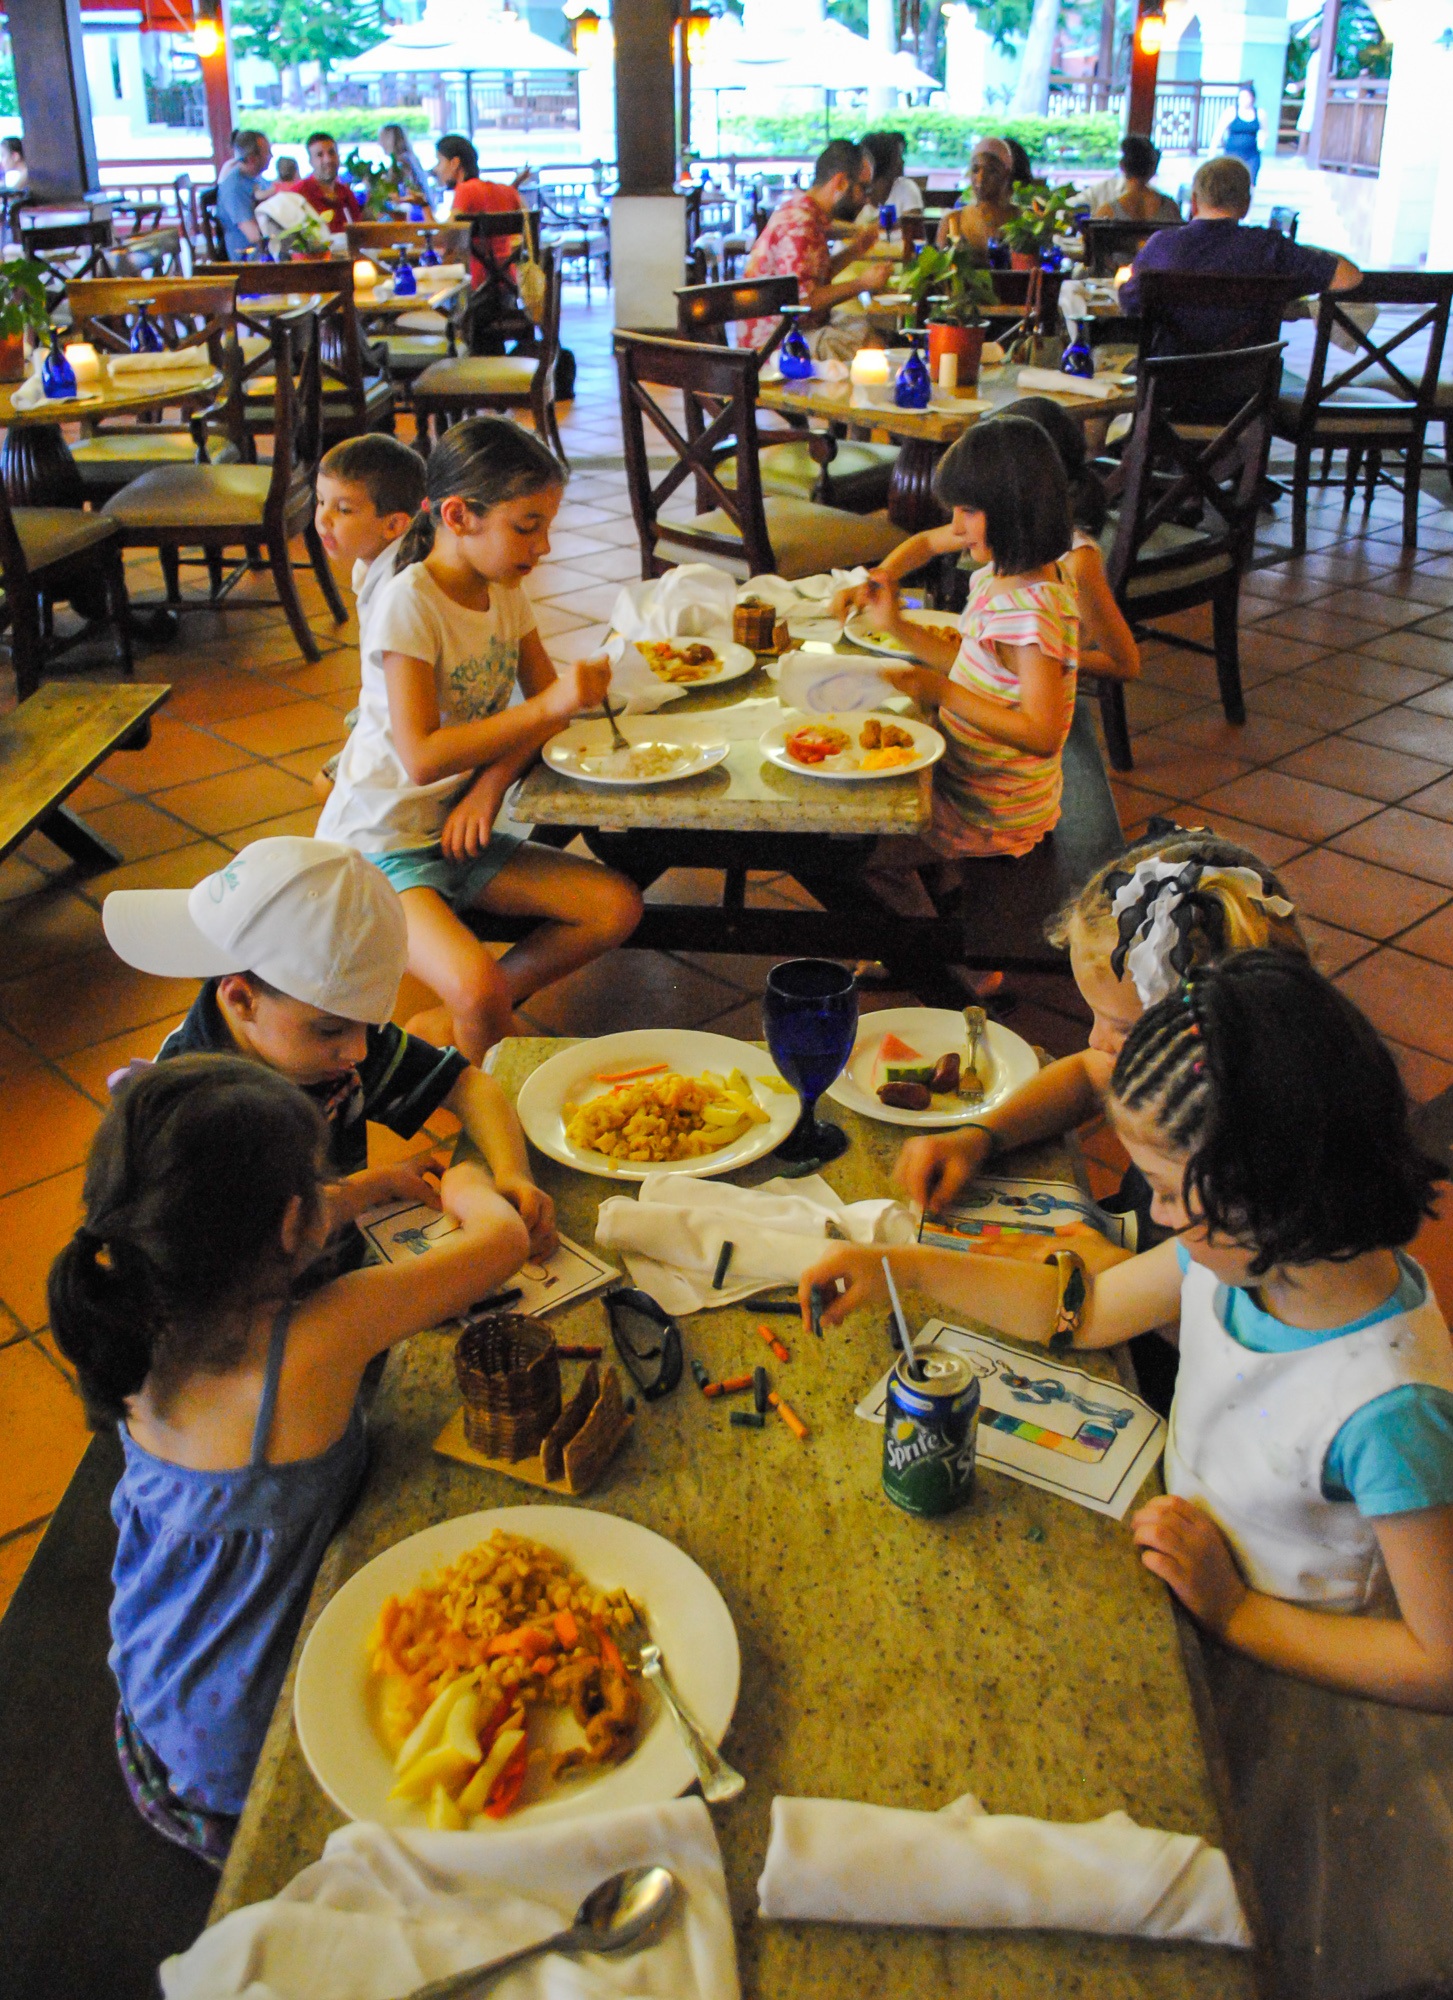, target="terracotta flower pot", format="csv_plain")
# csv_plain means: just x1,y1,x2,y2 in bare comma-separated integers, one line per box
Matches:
0,332,26,384
926,320,985,388
1010,250,1040,272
